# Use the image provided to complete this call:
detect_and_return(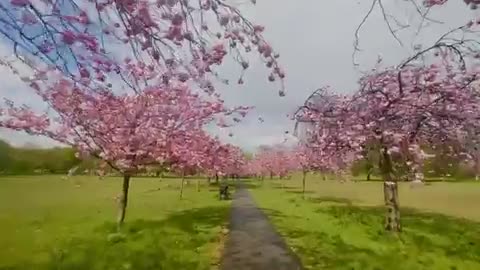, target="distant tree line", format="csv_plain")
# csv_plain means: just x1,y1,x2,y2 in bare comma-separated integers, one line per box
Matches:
350,142,476,181
0,140,85,175
1,138,476,180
